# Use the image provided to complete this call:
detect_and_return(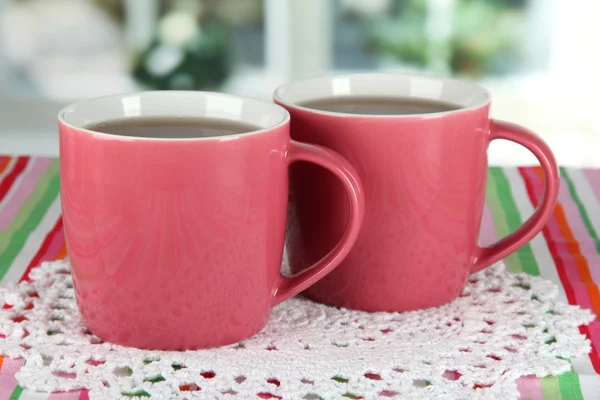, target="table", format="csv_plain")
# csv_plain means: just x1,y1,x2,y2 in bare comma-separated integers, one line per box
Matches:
0,155,599,400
